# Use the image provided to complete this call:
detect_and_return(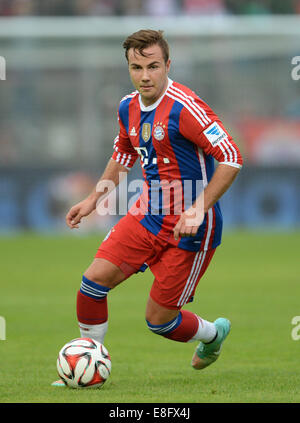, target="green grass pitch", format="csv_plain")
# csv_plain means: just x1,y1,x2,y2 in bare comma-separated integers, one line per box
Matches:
0,230,299,403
